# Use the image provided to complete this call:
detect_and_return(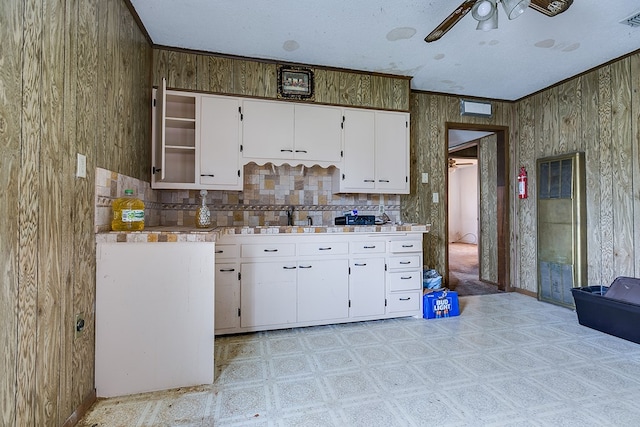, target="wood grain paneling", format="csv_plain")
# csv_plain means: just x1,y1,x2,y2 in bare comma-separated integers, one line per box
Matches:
479,134,498,284
3,0,151,425
60,0,79,419
74,0,99,410
582,71,602,287
516,96,537,292
0,1,22,424
511,52,640,291
598,65,615,283
152,48,410,111
37,0,66,422
632,54,640,278
313,68,340,105
17,1,42,424
0,153,19,427
404,93,513,282
611,58,634,277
